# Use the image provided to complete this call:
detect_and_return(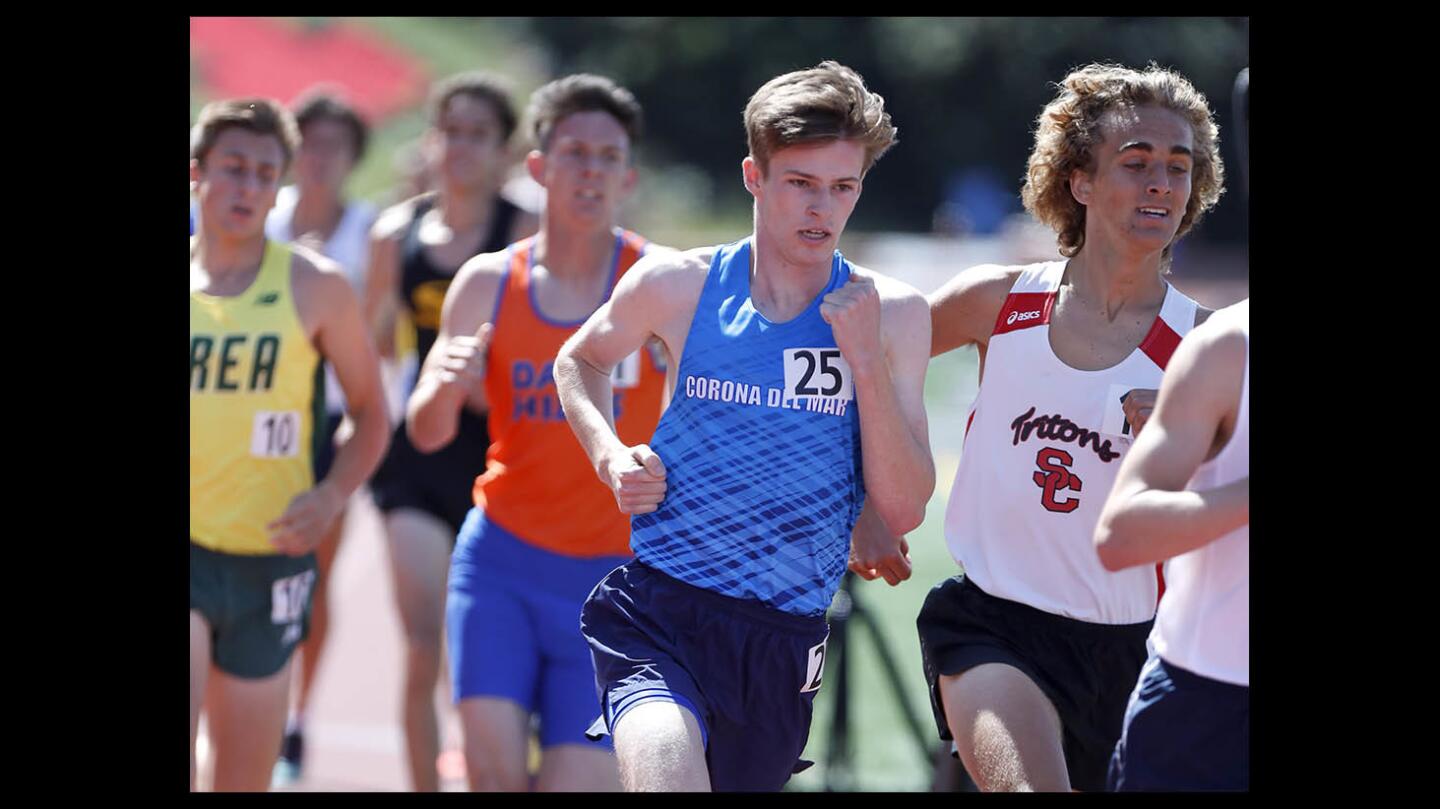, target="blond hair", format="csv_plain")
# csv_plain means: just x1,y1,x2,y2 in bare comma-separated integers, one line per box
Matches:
1022,63,1225,259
